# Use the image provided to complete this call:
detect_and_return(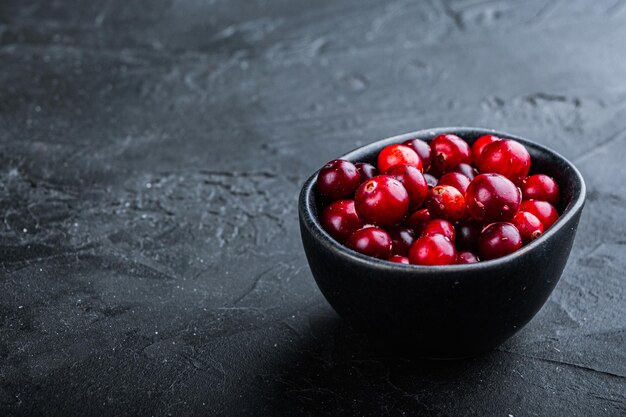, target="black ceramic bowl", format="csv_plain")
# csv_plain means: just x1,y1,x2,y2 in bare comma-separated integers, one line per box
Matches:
299,127,586,358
